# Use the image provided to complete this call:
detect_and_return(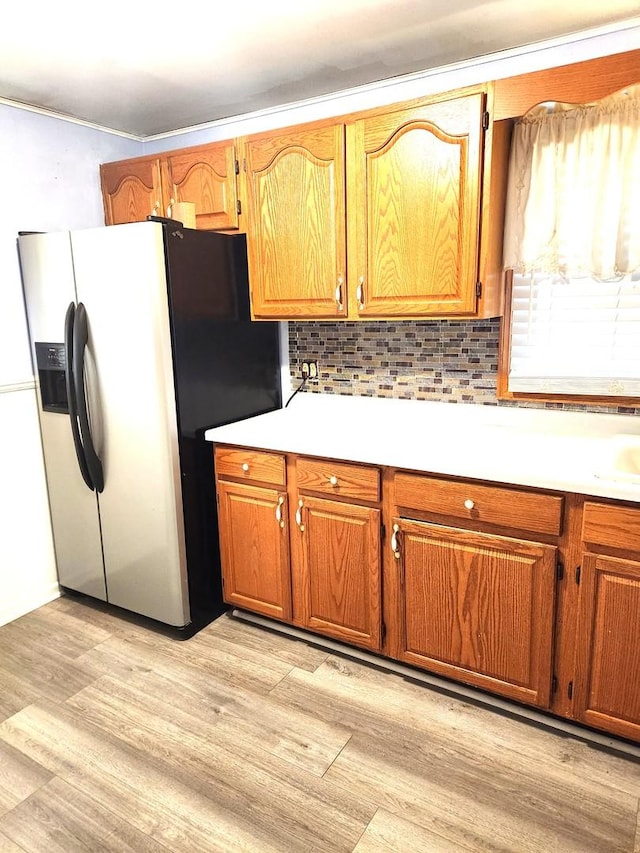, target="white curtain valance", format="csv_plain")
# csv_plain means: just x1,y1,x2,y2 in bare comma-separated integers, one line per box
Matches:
503,87,640,279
